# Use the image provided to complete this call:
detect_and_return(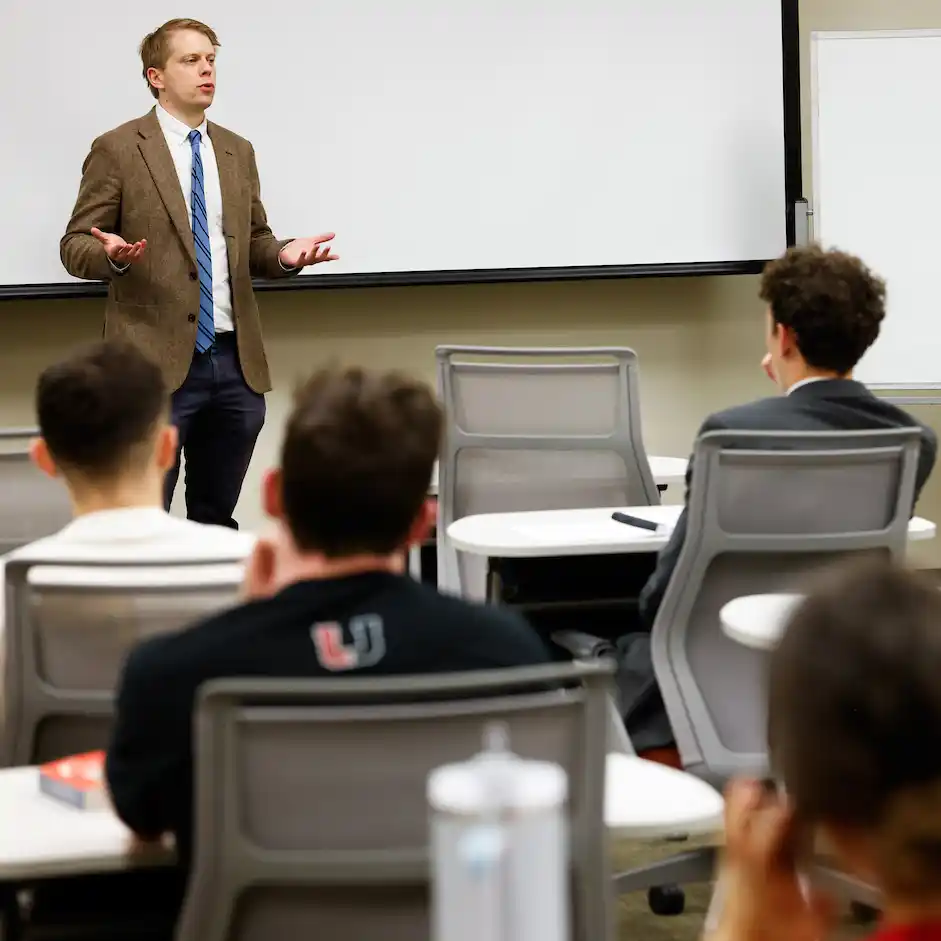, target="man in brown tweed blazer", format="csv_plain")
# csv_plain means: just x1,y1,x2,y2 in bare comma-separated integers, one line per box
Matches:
61,17,338,530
